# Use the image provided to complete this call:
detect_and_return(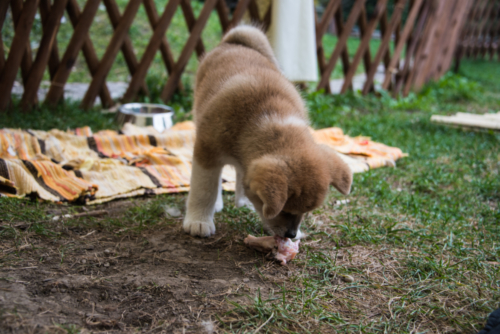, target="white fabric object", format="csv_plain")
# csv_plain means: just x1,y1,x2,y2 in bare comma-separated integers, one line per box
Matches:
267,0,318,82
